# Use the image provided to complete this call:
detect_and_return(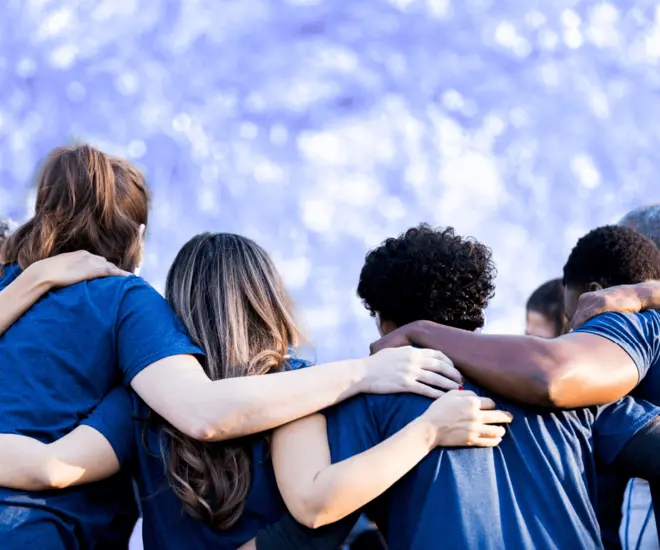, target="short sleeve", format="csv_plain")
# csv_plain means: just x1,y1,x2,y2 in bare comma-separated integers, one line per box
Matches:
573,311,660,382
116,277,204,385
81,386,135,467
593,396,660,465
323,395,381,463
